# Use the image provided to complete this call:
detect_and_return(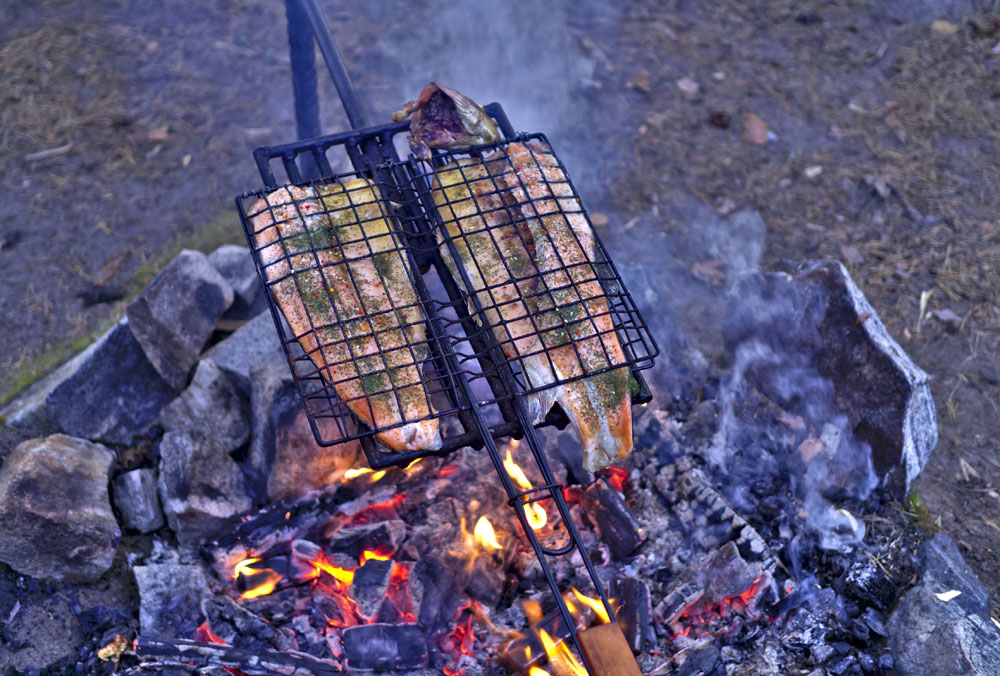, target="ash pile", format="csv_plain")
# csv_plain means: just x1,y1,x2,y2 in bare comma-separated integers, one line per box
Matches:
2,244,999,676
